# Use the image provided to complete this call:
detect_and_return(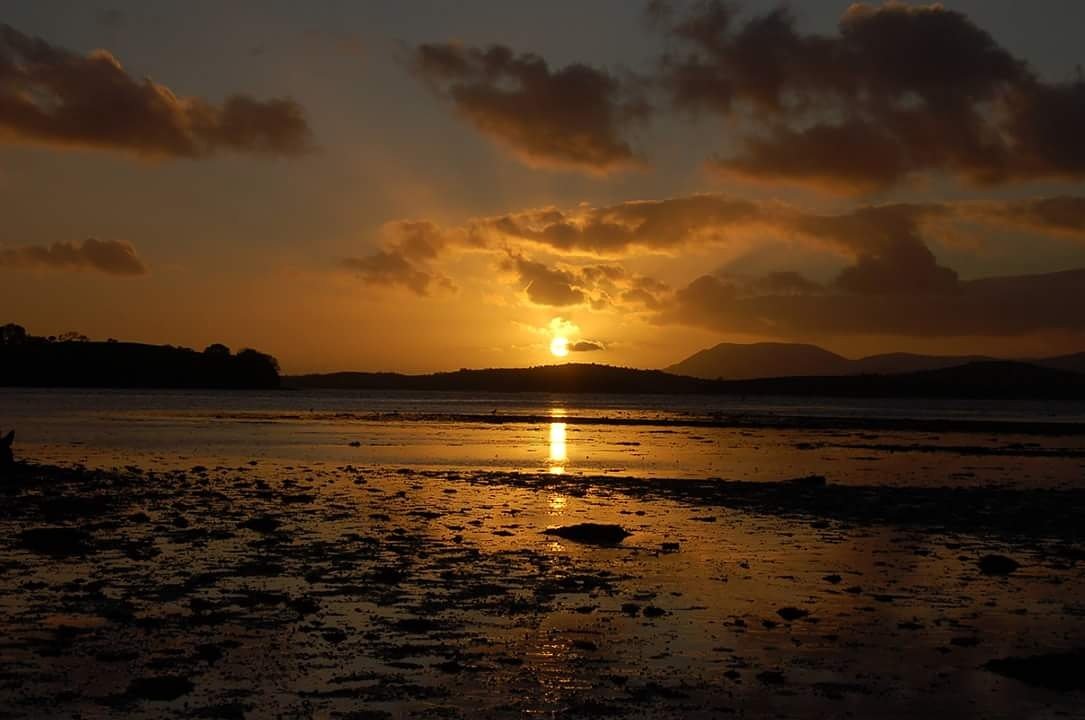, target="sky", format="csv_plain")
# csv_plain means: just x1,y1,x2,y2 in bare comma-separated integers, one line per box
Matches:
3,1,1085,373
